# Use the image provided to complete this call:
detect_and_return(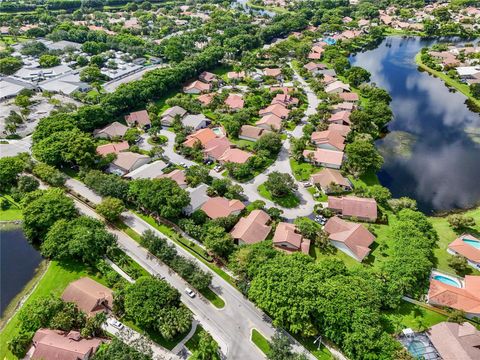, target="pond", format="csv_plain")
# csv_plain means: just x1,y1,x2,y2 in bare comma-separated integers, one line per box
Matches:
350,36,480,213
0,224,43,316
